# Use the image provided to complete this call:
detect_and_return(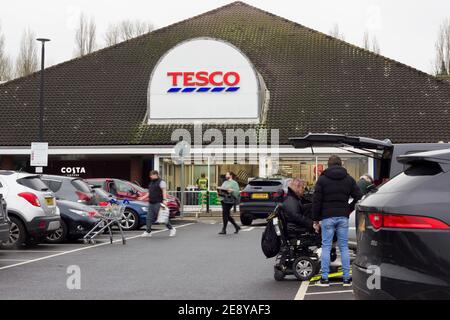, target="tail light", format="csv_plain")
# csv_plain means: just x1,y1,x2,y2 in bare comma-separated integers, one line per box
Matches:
76,191,91,203
38,220,46,229
368,212,450,230
368,213,383,230
240,192,250,198
98,202,109,207
271,192,283,198
18,192,41,207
